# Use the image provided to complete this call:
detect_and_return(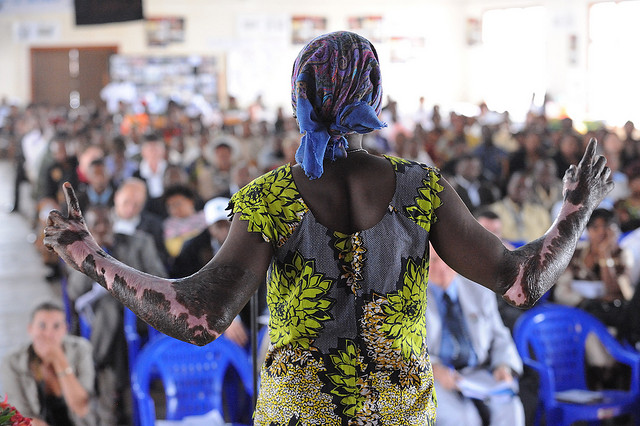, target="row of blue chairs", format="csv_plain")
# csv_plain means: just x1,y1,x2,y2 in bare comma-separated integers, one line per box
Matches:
513,304,640,425
124,307,257,425
131,332,255,425
59,271,257,425
133,304,640,425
